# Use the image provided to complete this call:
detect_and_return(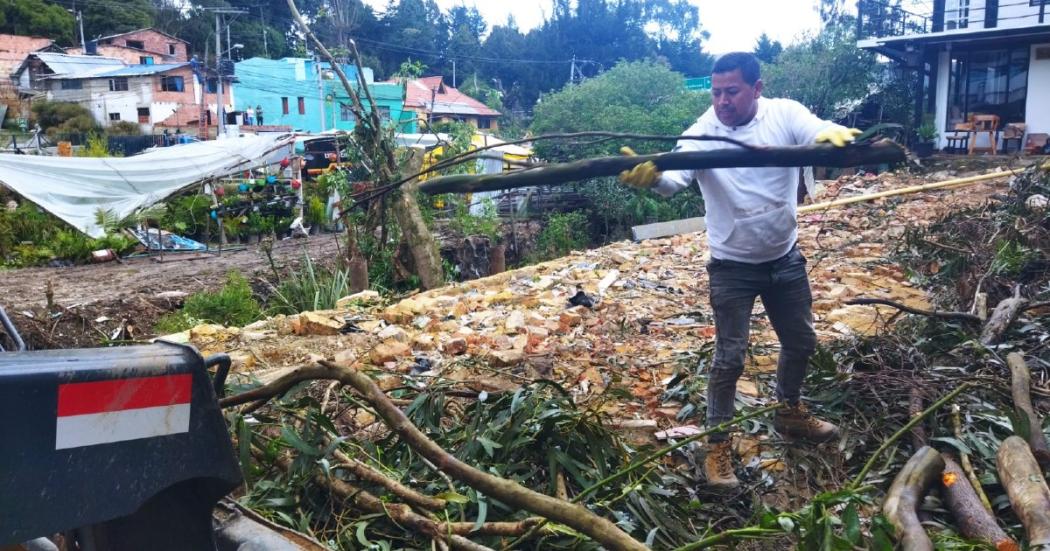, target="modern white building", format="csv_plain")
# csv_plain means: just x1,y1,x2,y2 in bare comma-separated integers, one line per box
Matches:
857,0,1050,151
